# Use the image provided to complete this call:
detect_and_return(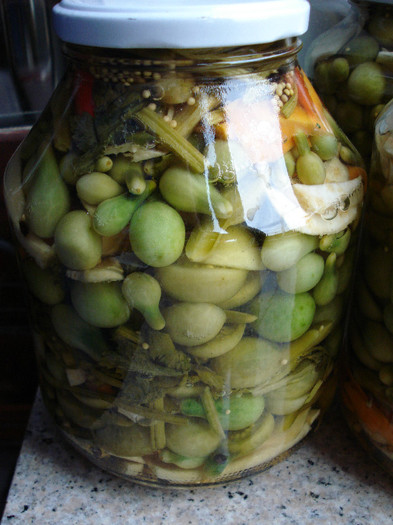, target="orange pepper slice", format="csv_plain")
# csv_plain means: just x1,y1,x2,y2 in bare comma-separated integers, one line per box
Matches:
343,380,393,445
